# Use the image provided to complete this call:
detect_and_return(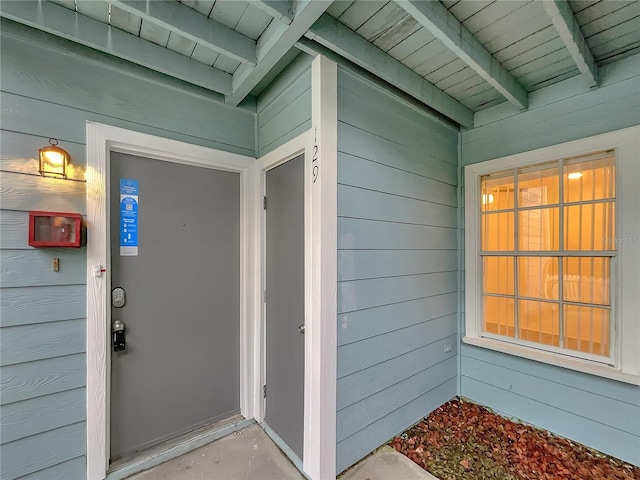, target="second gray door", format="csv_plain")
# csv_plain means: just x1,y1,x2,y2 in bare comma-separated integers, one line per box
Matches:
109,152,240,462
265,154,305,461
